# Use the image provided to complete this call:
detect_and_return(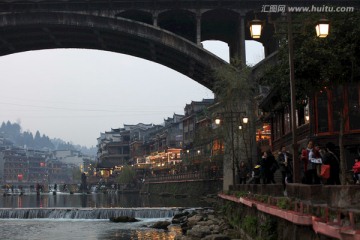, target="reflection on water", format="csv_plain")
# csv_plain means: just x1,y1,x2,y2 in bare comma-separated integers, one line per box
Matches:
0,219,182,240
0,193,208,208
